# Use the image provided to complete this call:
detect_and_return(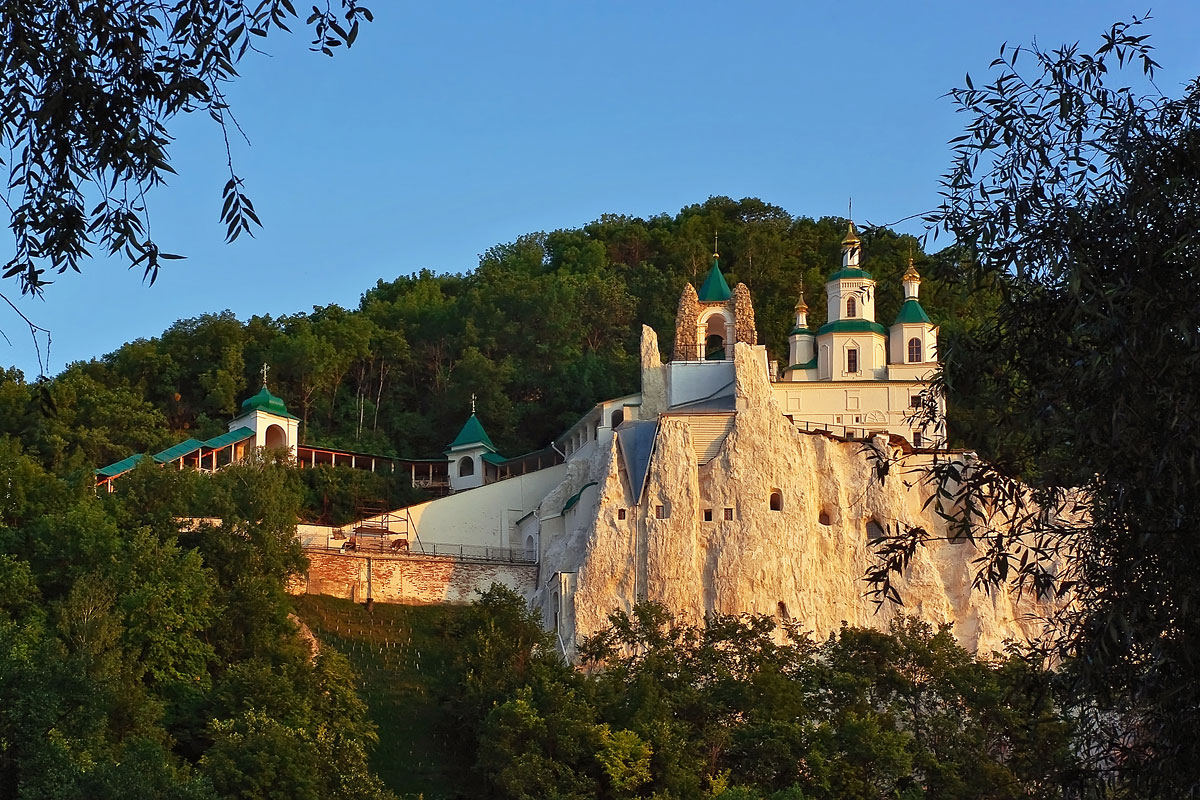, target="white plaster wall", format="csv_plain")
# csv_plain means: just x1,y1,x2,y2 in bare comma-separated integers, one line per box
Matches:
228,410,298,459
771,381,930,440
826,279,877,323
391,464,568,548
